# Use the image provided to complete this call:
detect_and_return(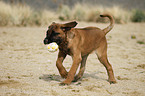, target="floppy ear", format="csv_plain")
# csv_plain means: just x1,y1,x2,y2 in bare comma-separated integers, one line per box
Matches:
61,21,77,32
62,21,78,28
